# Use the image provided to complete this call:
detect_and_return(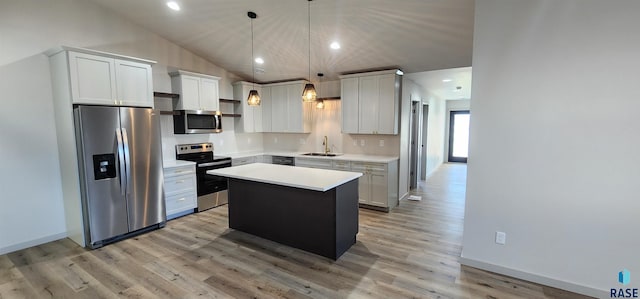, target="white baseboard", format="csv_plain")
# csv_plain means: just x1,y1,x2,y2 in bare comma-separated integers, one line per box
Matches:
459,257,607,298
399,192,410,201
0,232,67,255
